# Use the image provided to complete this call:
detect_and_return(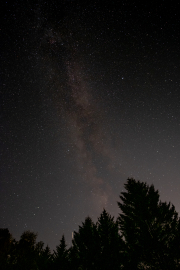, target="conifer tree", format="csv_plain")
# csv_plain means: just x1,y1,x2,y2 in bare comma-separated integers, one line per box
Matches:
71,217,98,270
97,209,125,270
118,178,180,269
36,242,52,270
53,234,69,270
